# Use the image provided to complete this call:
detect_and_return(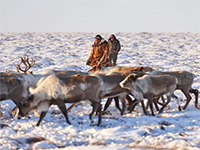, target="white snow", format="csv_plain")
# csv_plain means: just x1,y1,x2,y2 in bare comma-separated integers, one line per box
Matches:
0,32,200,149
